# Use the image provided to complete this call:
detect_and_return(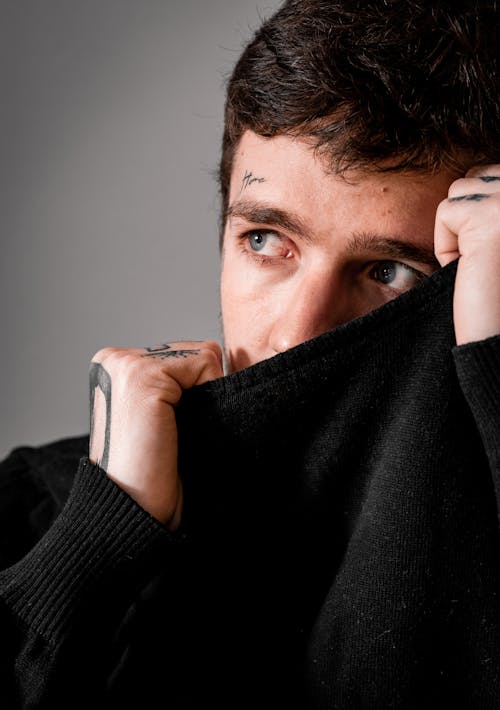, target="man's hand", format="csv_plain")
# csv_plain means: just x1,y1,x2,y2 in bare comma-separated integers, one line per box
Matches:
434,165,500,346
88,341,223,528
